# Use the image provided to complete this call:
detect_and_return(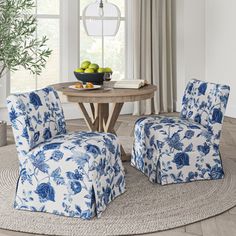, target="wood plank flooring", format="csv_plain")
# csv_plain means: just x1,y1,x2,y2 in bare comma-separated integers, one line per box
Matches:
1,113,236,236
